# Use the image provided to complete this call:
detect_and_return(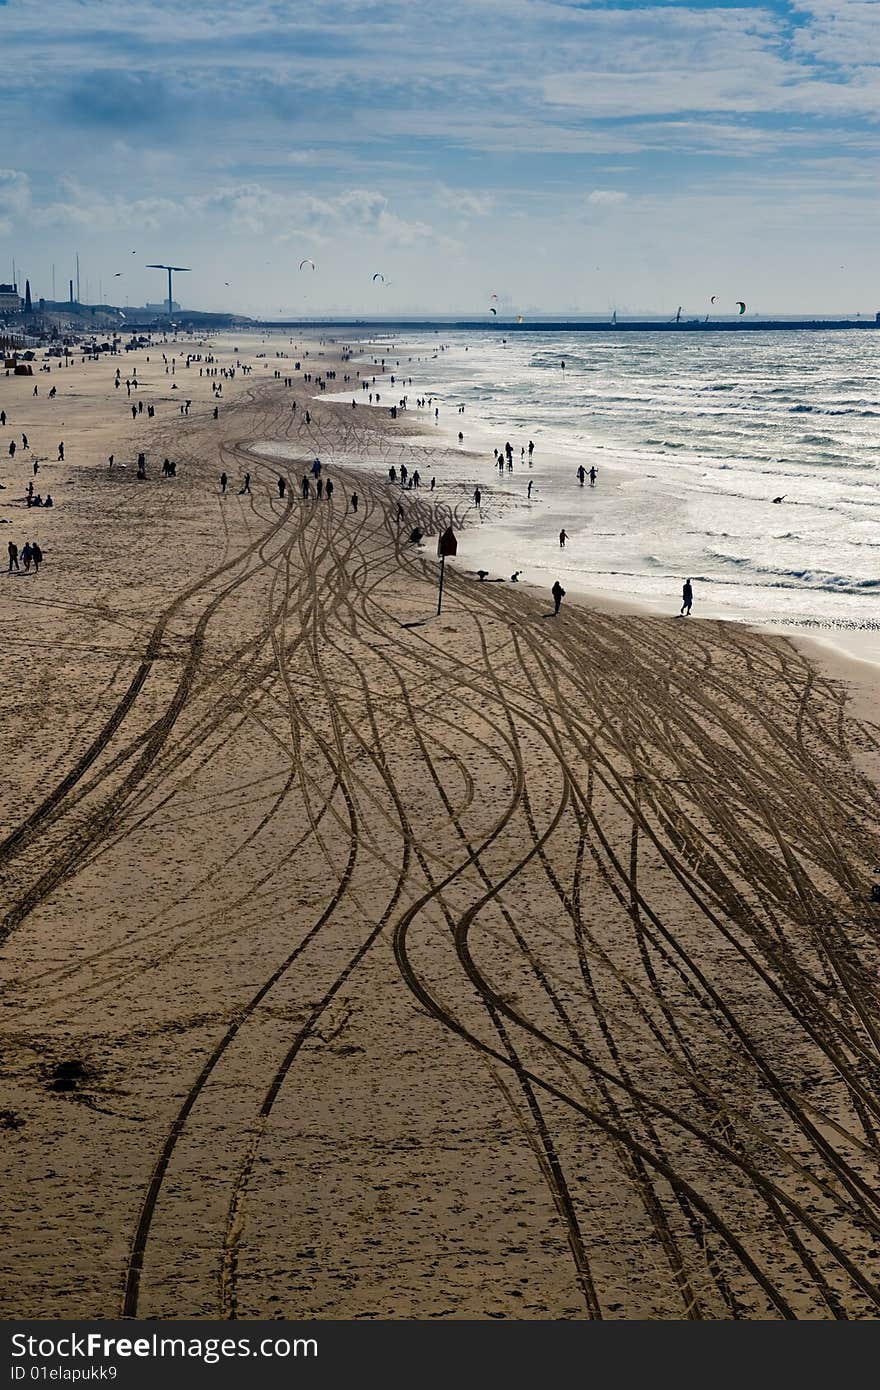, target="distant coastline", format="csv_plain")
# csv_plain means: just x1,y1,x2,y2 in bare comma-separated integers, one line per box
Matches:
251,316,880,333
